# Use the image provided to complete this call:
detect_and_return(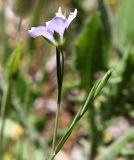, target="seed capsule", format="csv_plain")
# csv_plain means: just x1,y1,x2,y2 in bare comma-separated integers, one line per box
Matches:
10,0,35,18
